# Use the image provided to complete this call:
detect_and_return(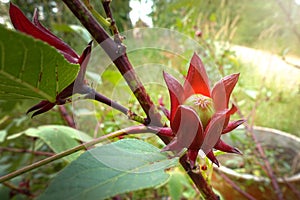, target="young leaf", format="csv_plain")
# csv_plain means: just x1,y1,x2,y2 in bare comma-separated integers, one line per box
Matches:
38,139,178,200
0,26,79,102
